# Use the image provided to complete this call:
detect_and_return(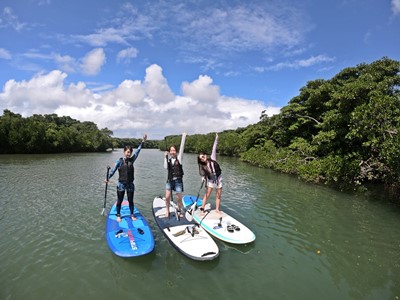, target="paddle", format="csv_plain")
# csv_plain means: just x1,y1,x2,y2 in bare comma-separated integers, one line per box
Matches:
101,166,111,215
185,181,204,222
199,209,211,227
185,202,196,222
